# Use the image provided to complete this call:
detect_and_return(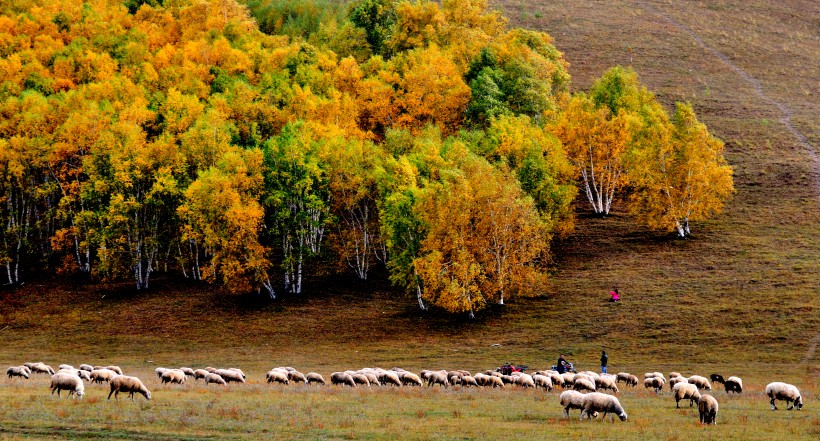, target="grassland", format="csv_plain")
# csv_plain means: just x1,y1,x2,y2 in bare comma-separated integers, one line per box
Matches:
1,0,818,439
